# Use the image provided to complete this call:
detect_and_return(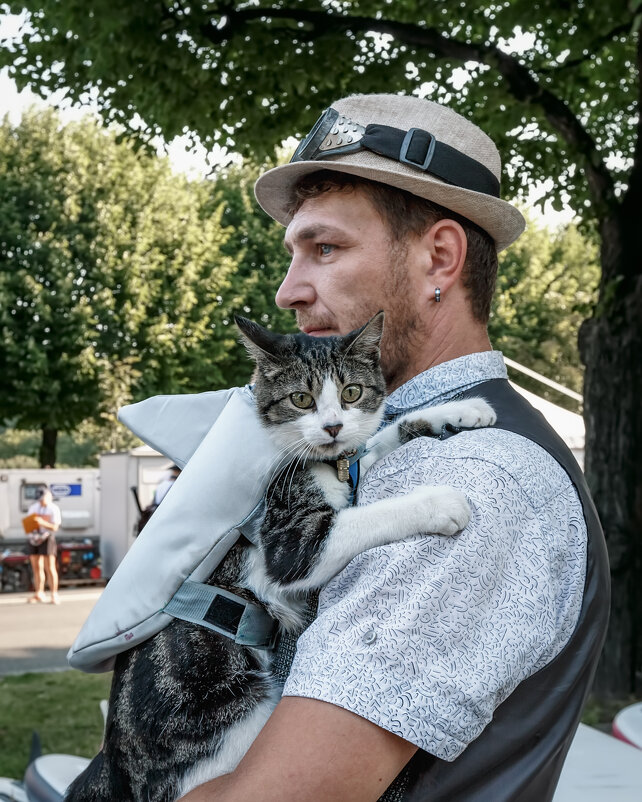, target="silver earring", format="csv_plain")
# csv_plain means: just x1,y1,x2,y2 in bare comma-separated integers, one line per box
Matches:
435,287,441,303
